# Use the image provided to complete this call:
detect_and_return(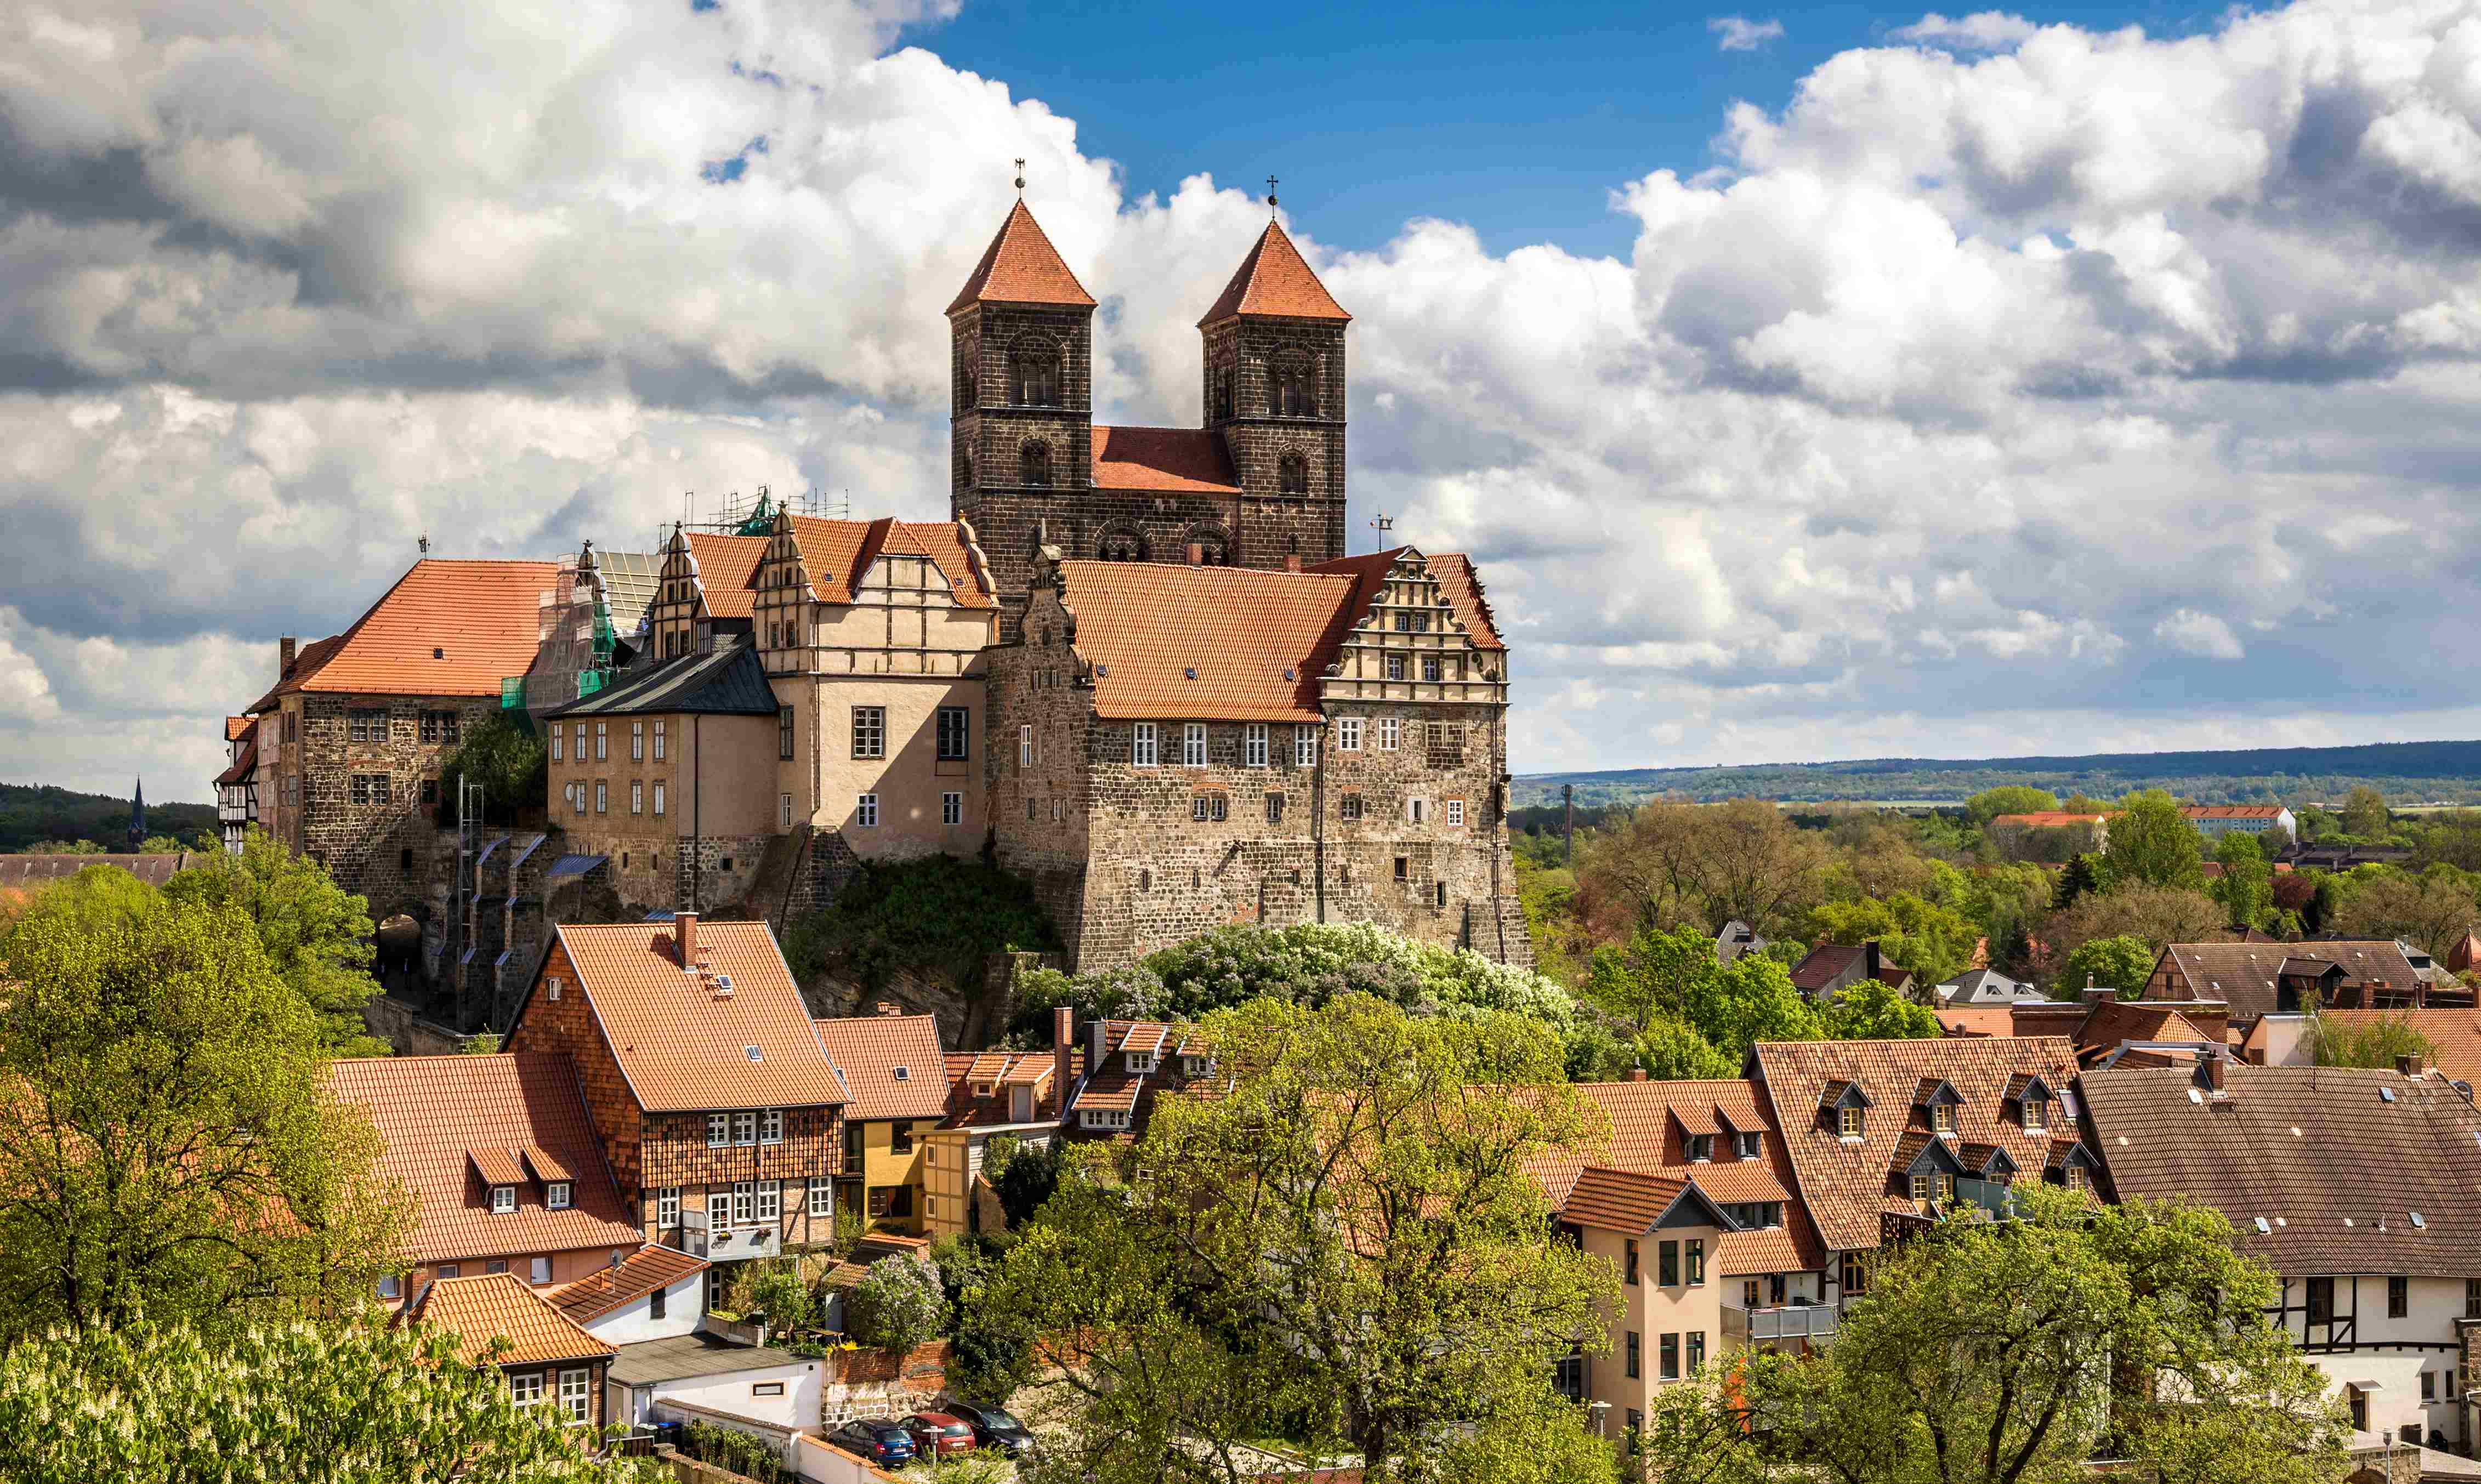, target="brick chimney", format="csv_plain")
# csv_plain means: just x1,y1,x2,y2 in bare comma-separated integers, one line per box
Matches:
2399,1053,2427,1078
2201,1056,2227,1094
674,910,697,967
1627,1067,1649,1082
1186,542,1204,566
875,1001,904,1017
279,635,297,675
1282,554,1303,572
1053,1005,1075,1109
